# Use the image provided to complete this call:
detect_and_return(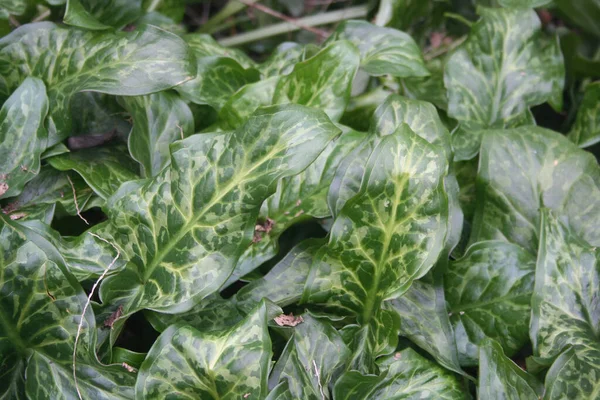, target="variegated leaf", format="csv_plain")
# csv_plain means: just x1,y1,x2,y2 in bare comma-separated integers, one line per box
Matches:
47,145,140,200
568,82,600,148
333,349,465,399
0,22,195,145
444,7,564,159
0,77,48,200
531,210,600,399
478,338,543,400
268,313,350,400
445,241,536,366
0,216,135,399
273,41,360,122
471,126,600,254
121,91,195,177
98,105,340,314
326,20,429,78
135,301,275,400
